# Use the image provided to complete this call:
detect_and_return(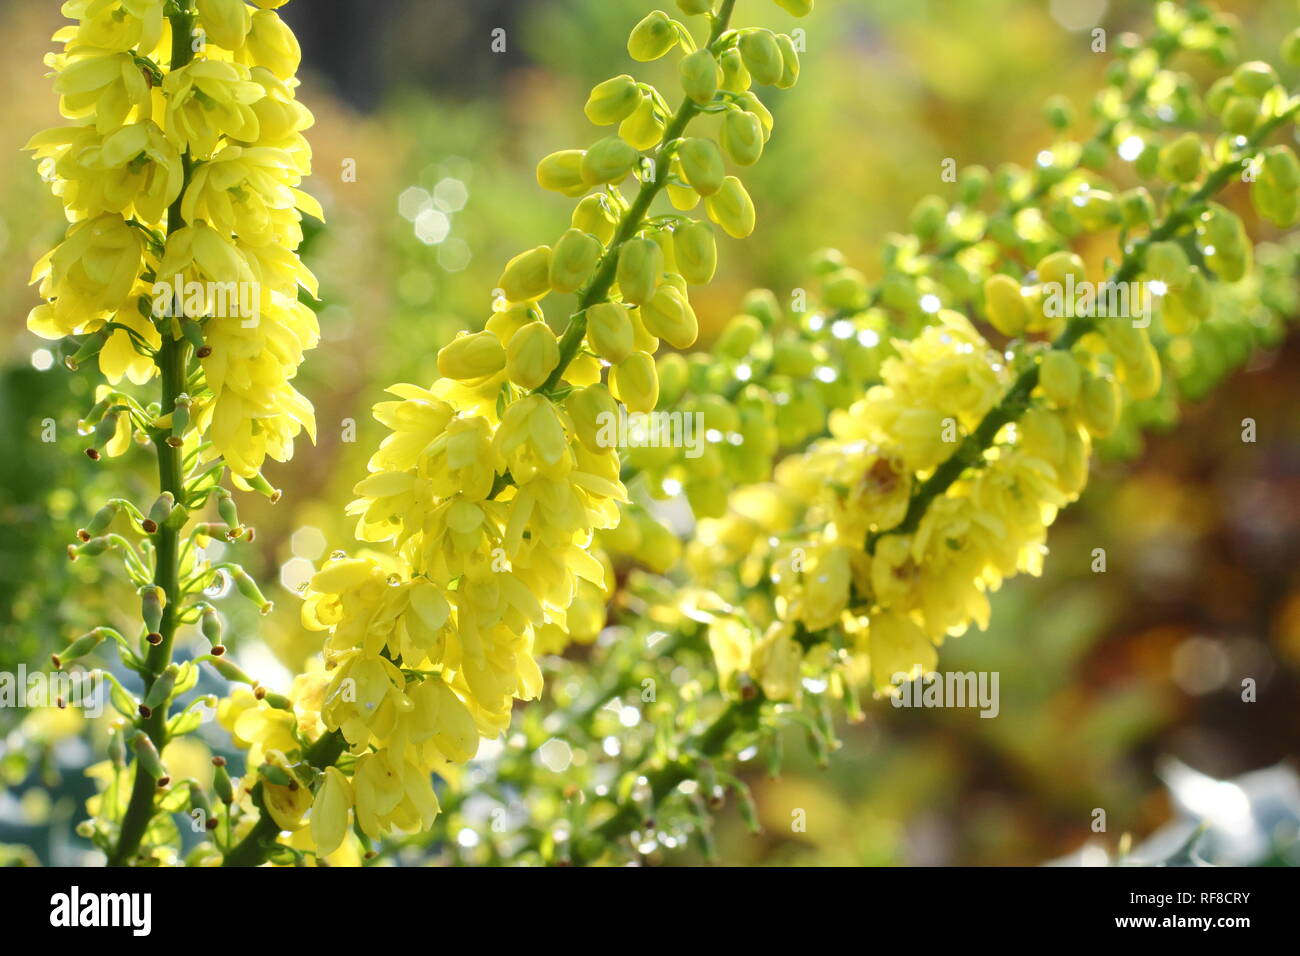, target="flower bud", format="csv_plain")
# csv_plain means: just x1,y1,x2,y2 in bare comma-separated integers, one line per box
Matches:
200,604,224,647
196,0,251,50
142,663,179,717
213,759,234,804
215,488,243,538
132,731,166,783
1161,266,1210,334
610,351,659,413
1079,374,1120,437
584,74,641,125
1253,146,1300,227
566,384,619,452
1220,95,1259,135
774,34,799,89
678,137,725,195
674,220,717,285
680,49,720,105
719,48,750,92
657,352,689,405
1144,241,1190,287
705,176,756,239
202,653,254,684
666,157,701,210
1196,204,1250,282
775,0,814,15
145,491,175,533
500,245,554,302
108,731,126,768
983,273,1029,336
1156,132,1203,183
550,228,603,294
229,565,272,614
245,9,300,79
1232,60,1278,97
486,303,543,346
87,410,122,459
581,135,640,186
82,501,122,539
572,194,619,244
52,628,106,669
537,150,588,197
630,309,659,353
715,314,763,358
640,285,699,349
1018,407,1066,466
743,288,782,326
1039,350,1081,408
676,0,713,13
1119,340,1161,400
1119,187,1155,227
64,329,109,371
773,338,816,377
438,331,506,381
616,238,663,305
739,29,784,86
140,585,165,644
619,95,666,150
720,110,764,166
628,11,679,62
822,267,869,311
909,195,946,241
506,321,560,390
1284,29,1300,67
586,302,635,363
189,781,214,826
1036,251,1086,289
